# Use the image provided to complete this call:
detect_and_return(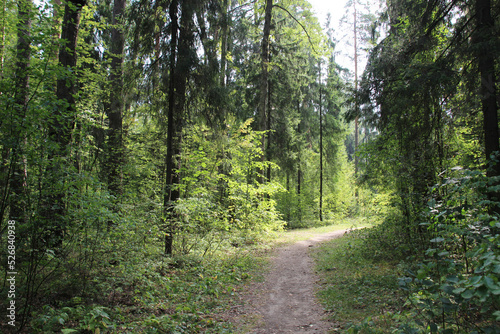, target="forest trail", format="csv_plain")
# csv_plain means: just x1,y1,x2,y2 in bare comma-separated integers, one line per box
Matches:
226,230,347,333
